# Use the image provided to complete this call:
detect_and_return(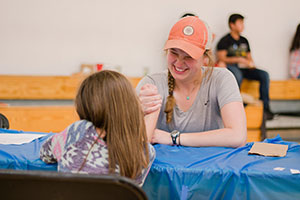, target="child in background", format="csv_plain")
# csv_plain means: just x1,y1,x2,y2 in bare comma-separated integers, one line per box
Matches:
289,23,300,79
40,70,158,186
216,13,274,120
